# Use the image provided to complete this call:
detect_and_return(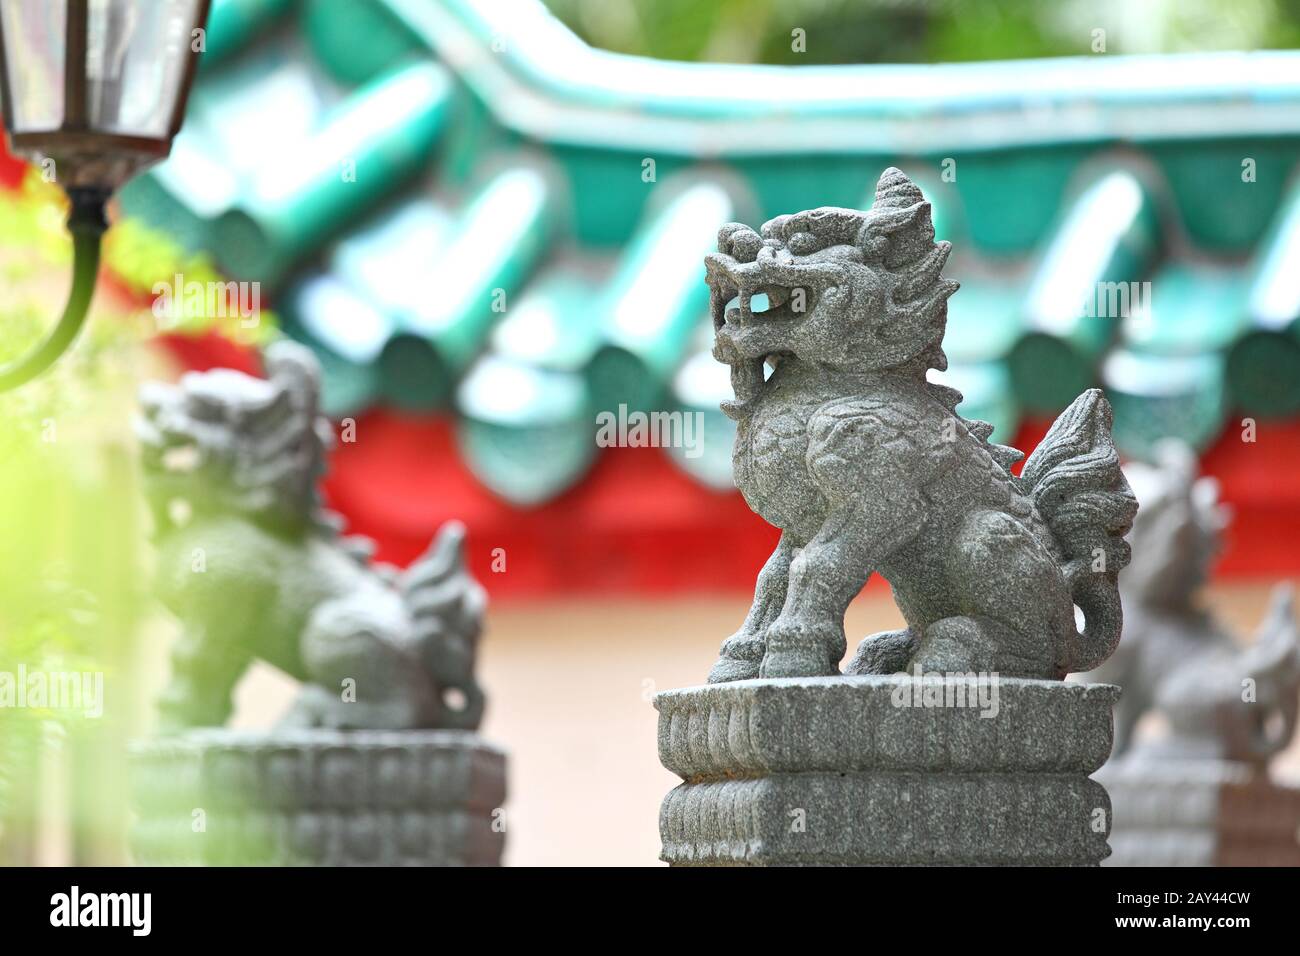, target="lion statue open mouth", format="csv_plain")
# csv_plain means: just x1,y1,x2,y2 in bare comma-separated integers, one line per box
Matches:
137,341,486,732
706,168,1137,683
